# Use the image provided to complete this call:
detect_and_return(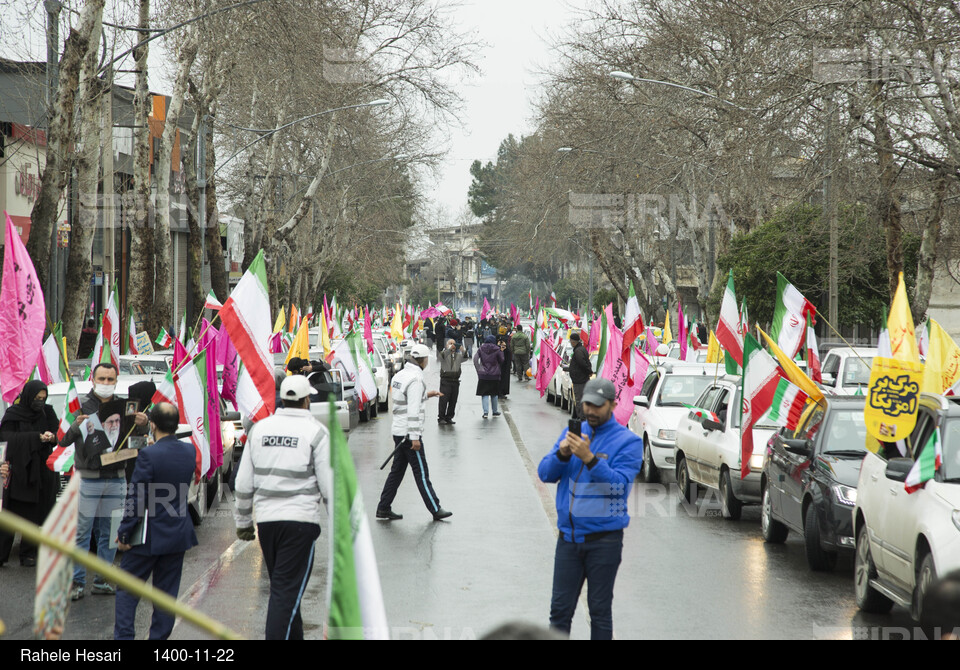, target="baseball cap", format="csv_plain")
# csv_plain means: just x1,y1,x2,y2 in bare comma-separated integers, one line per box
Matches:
582,378,616,406
280,375,313,401
409,344,431,359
